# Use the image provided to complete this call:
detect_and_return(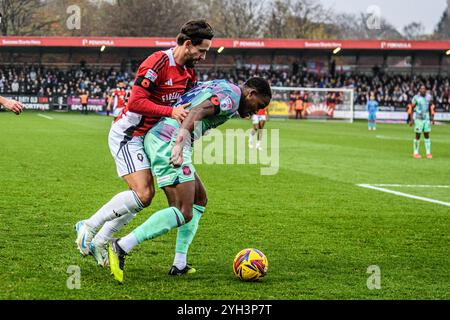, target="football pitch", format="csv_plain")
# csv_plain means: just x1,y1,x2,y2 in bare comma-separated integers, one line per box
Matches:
0,112,449,300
